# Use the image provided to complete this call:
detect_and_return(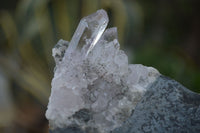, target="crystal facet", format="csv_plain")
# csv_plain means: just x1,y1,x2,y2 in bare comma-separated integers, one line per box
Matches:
66,9,108,56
